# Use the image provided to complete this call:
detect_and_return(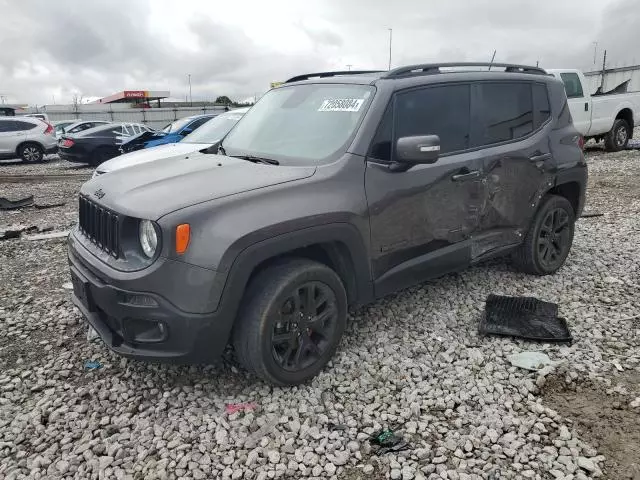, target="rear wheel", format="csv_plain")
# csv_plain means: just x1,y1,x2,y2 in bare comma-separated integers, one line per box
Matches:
604,119,630,152
512,195,575,275
18,143,44,163
233,258,347,386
